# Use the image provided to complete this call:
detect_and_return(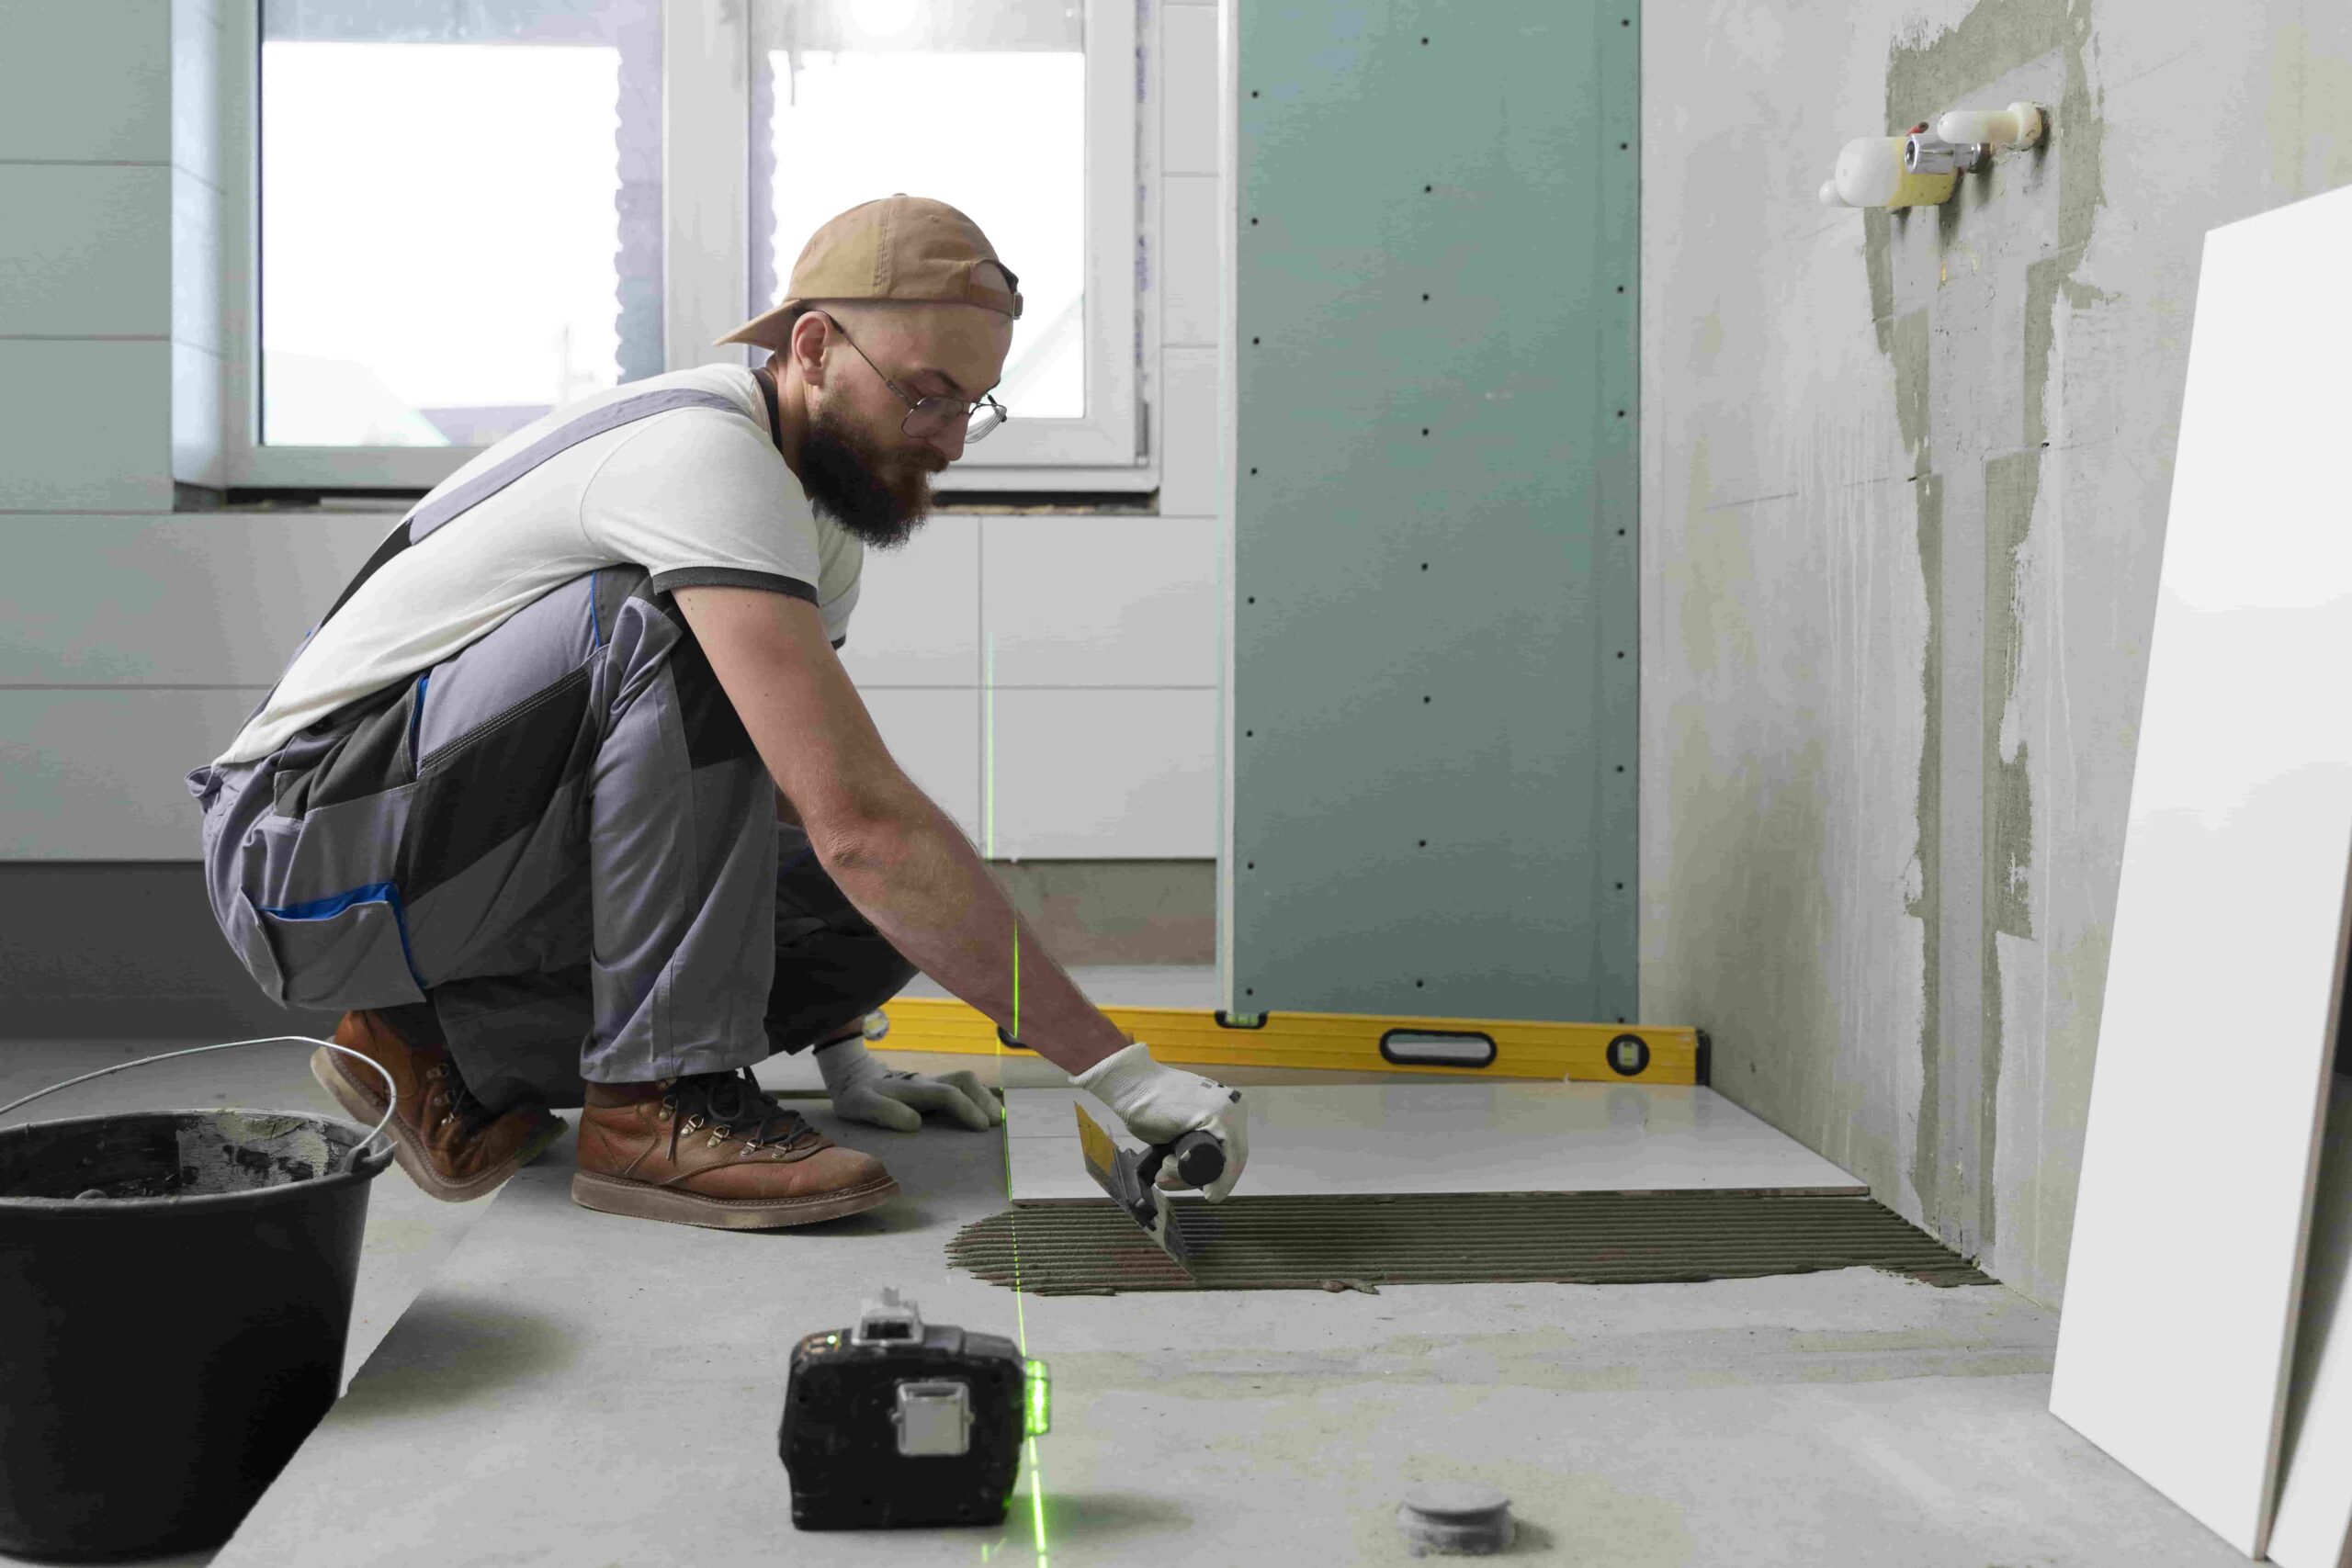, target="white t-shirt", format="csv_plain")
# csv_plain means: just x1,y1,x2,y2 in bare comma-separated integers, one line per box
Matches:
214,365,860,766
